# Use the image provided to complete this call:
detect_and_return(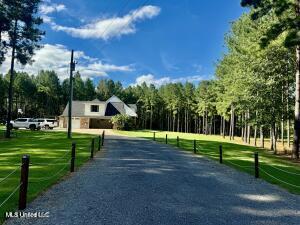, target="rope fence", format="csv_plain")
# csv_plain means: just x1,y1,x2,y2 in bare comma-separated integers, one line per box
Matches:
0,183,22,209
0,166,20,185
260,162,300,176
29,160,71,183
0,130,105,214
152,135,300,190
224,160,253,169
259,166,300,189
